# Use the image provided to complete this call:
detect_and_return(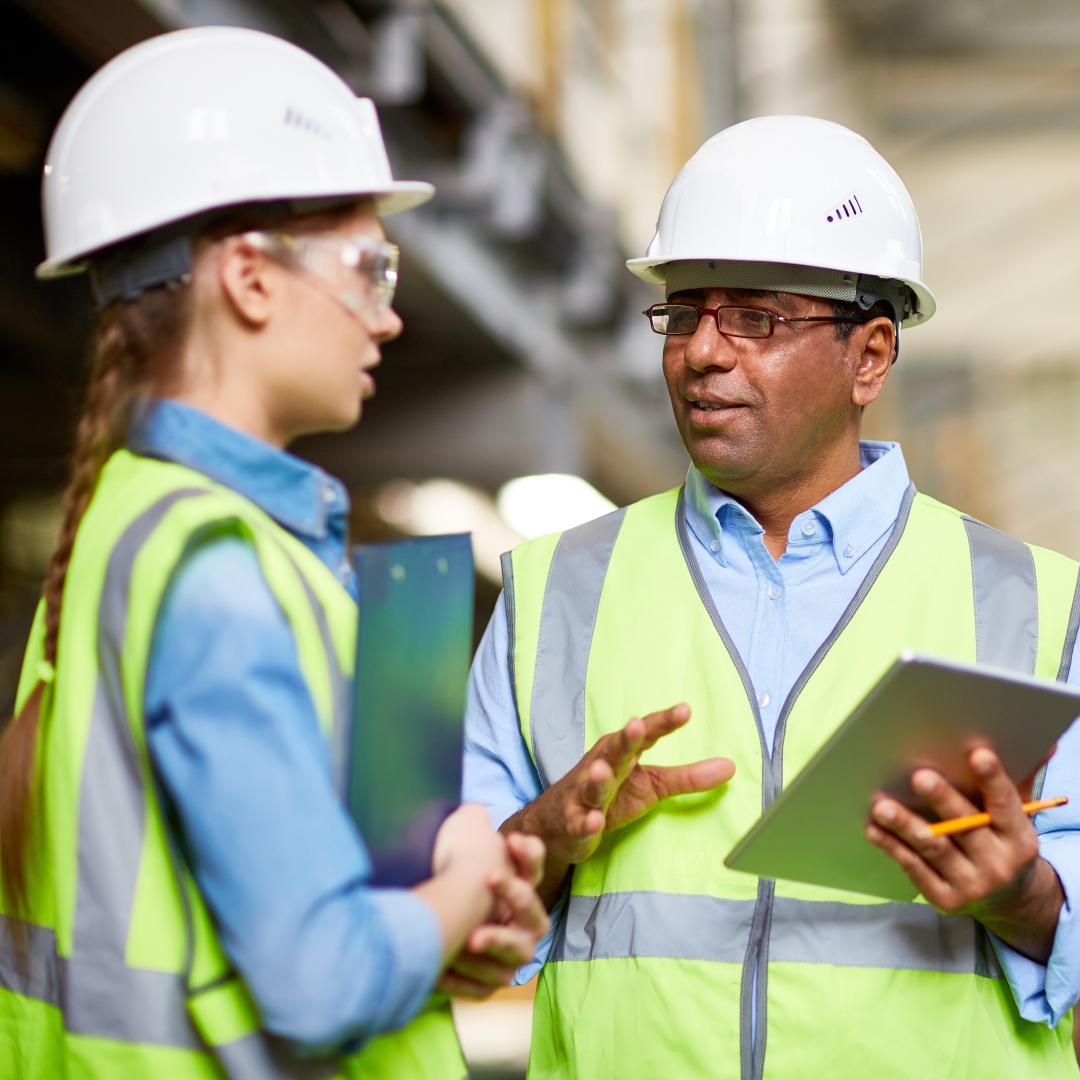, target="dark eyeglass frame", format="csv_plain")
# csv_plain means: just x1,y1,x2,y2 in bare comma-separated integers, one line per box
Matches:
643,302,862,339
